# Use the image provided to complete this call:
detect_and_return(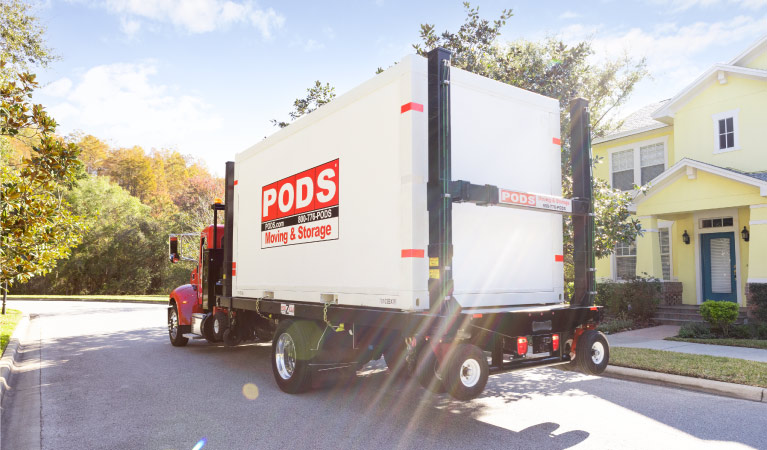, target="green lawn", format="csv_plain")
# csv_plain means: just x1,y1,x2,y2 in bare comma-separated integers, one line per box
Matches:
8,294,167,302
1,309,23,354
610,347,767,388
666,337,767,350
